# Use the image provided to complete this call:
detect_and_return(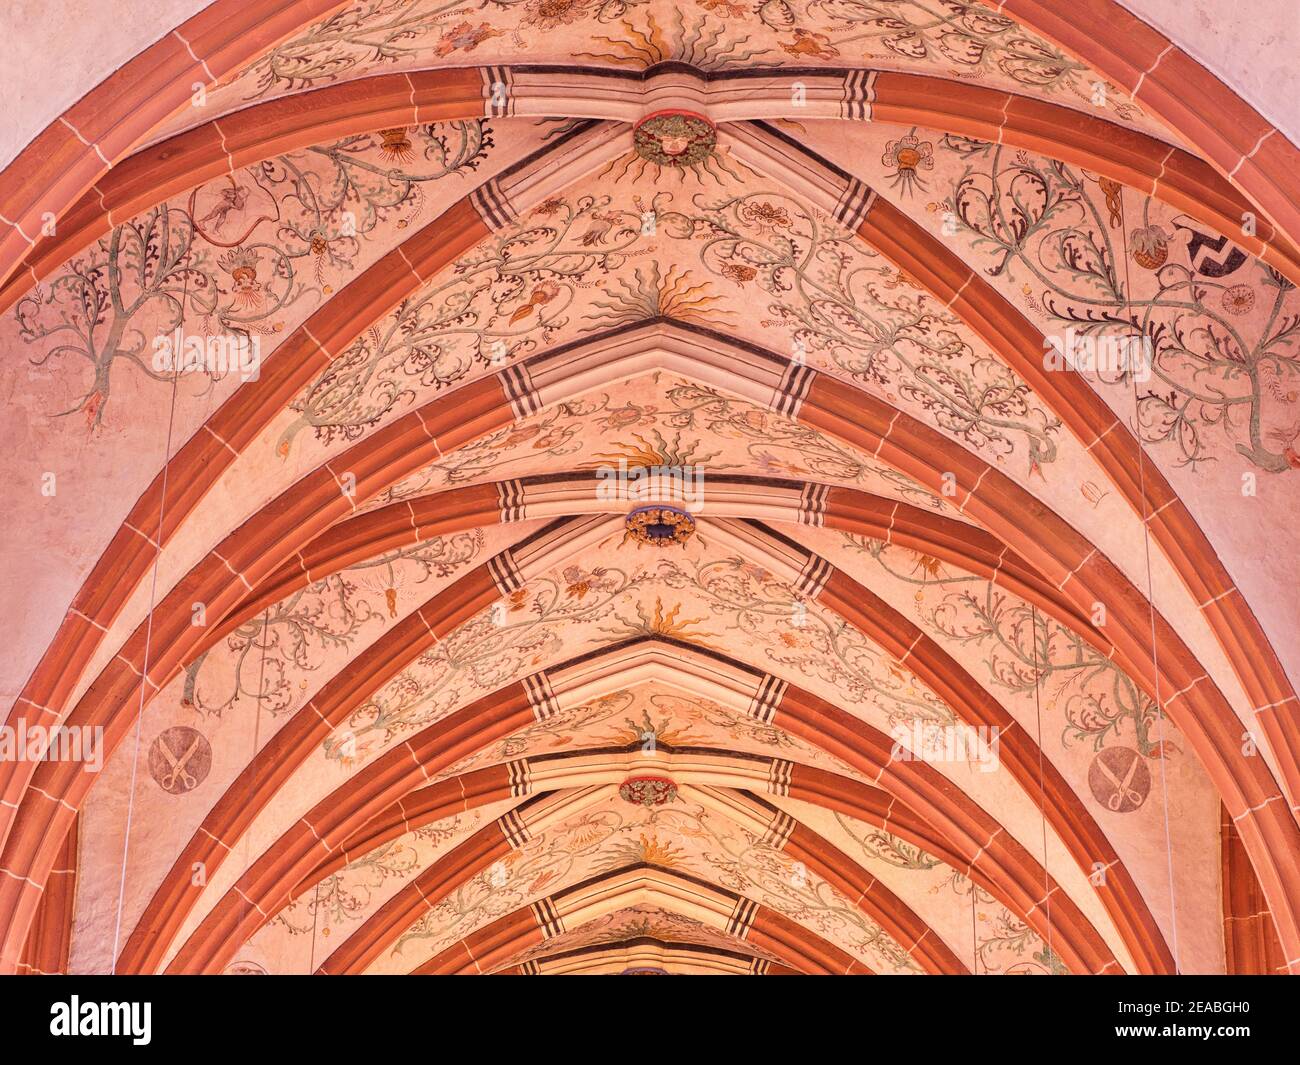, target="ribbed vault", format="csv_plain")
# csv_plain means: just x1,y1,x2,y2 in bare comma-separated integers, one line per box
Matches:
2,0,1296,977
